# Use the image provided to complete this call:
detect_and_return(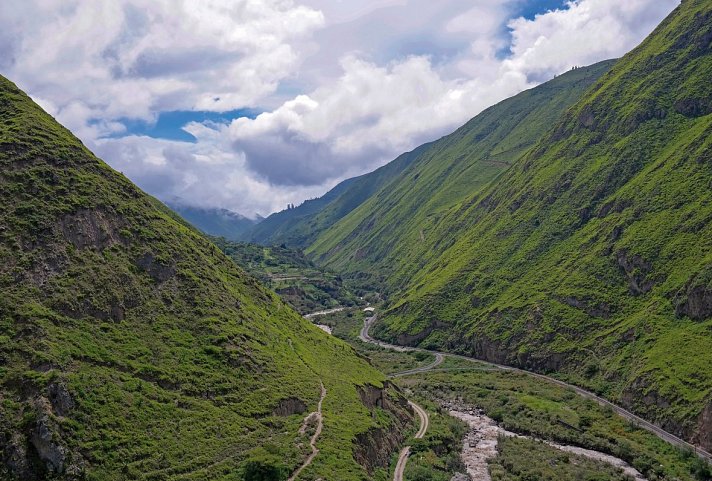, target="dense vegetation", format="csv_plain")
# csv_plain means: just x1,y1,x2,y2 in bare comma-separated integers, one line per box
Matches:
489,437,636,481
304,0,712,451
404,400,467,481
0,75,412,480
211,238,359,314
